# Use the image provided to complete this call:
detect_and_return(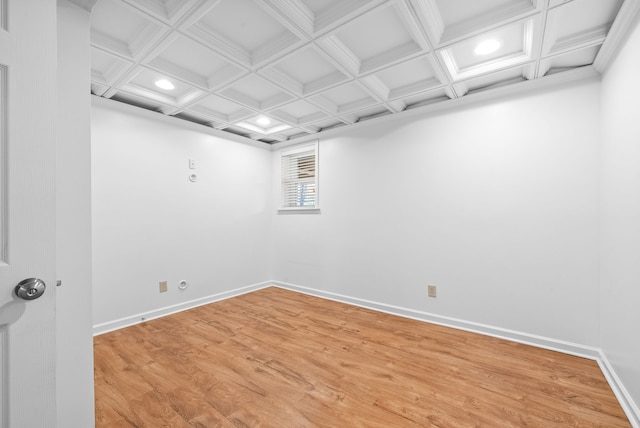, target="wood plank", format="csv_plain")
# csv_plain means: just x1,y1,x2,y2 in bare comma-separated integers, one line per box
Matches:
94,287,631,427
